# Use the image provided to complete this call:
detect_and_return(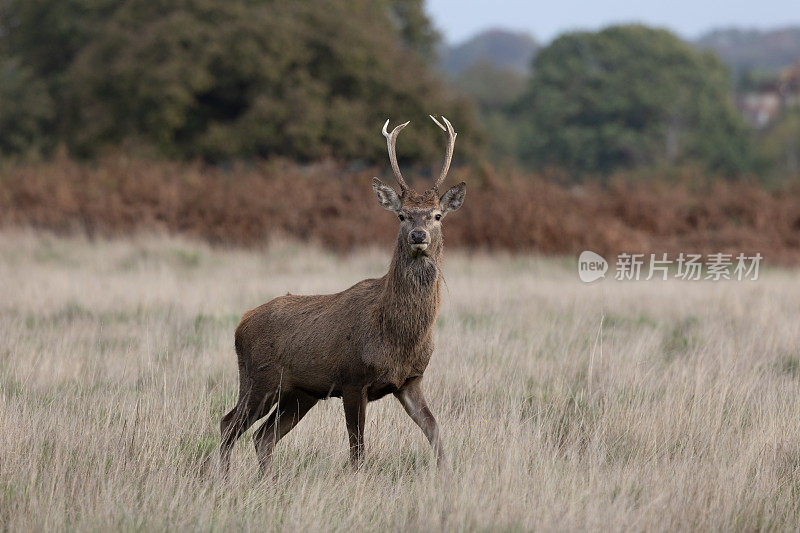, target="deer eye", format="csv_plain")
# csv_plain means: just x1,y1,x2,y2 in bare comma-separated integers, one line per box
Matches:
435,214,442,221
398,214,405,221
